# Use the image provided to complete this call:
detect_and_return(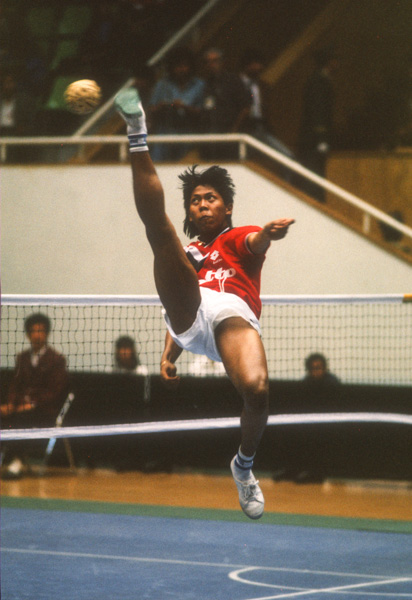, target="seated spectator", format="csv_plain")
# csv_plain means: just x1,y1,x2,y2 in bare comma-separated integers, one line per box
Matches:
112,335,163,472
200,47,250,159
148,46,205,161
303,352,340,389
114,335,148,375
272,353,341,484
1,313,69,479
